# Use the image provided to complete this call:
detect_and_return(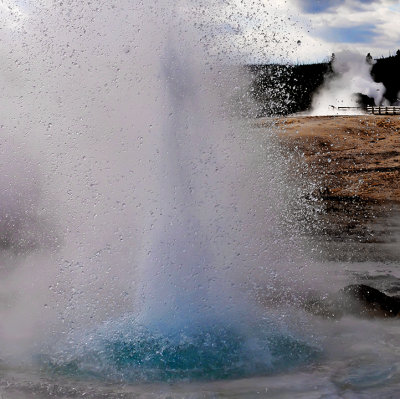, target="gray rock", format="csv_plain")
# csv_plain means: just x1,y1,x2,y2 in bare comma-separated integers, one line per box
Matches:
306,284,400,318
